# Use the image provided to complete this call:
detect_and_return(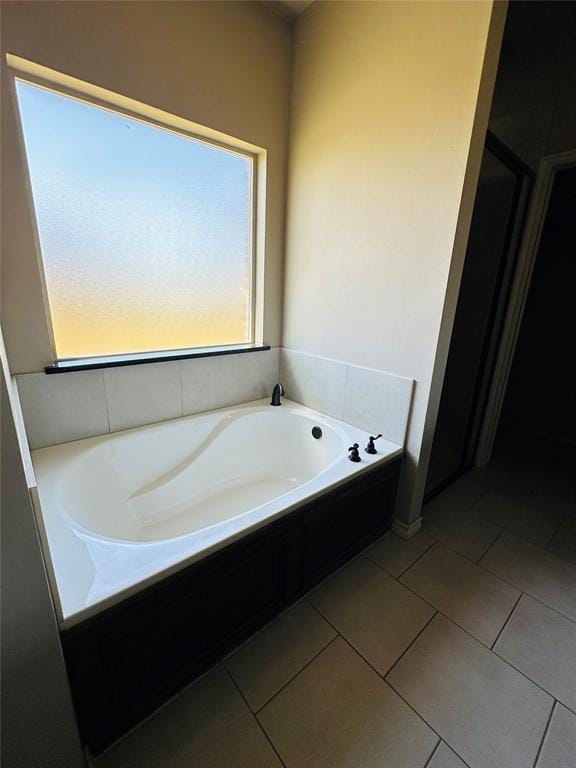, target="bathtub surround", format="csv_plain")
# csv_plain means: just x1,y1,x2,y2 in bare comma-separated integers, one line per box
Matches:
33,399,402,623
17,347,413,460
16,348,280,449
280,348,413,447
